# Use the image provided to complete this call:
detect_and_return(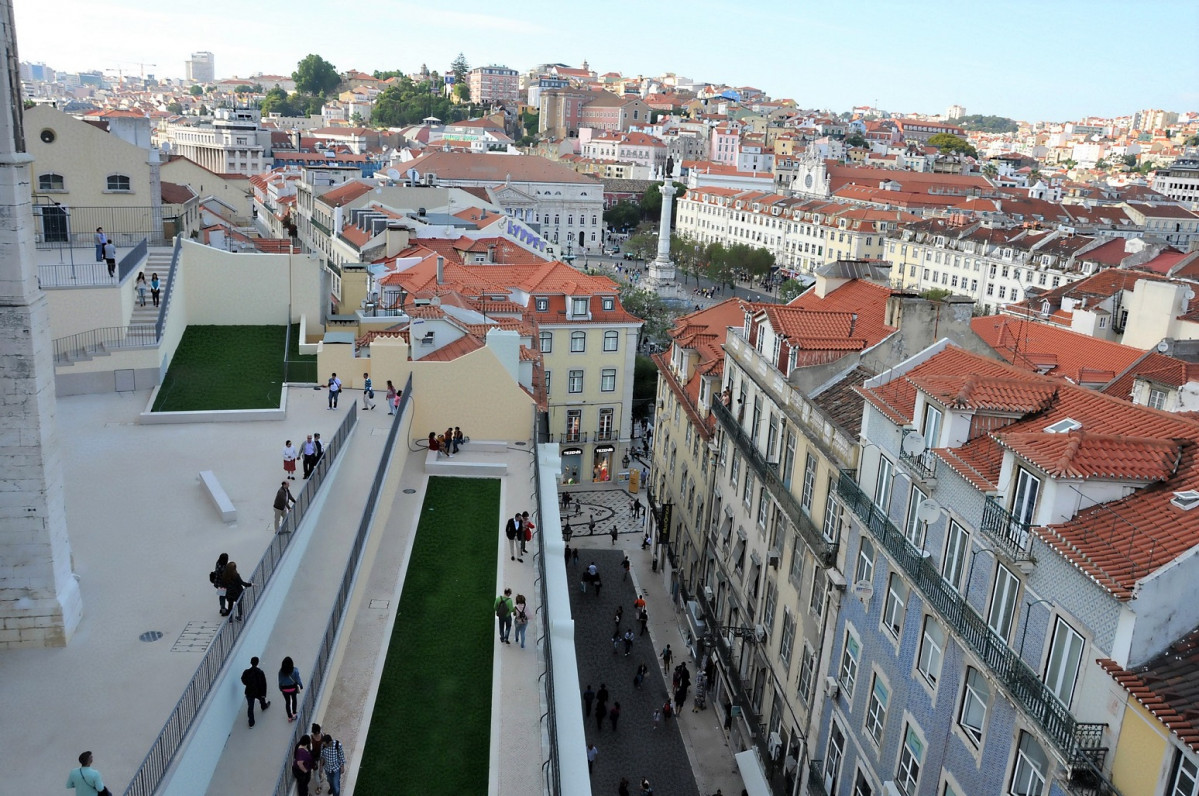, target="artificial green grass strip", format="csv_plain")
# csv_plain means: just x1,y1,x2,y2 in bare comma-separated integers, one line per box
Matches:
356,476,500,794
152,325,286,411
